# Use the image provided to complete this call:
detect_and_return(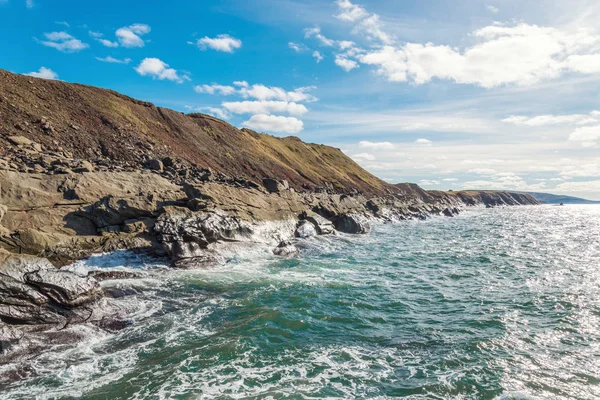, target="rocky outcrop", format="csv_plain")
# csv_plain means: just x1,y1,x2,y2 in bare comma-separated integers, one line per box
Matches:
0,250,101,325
